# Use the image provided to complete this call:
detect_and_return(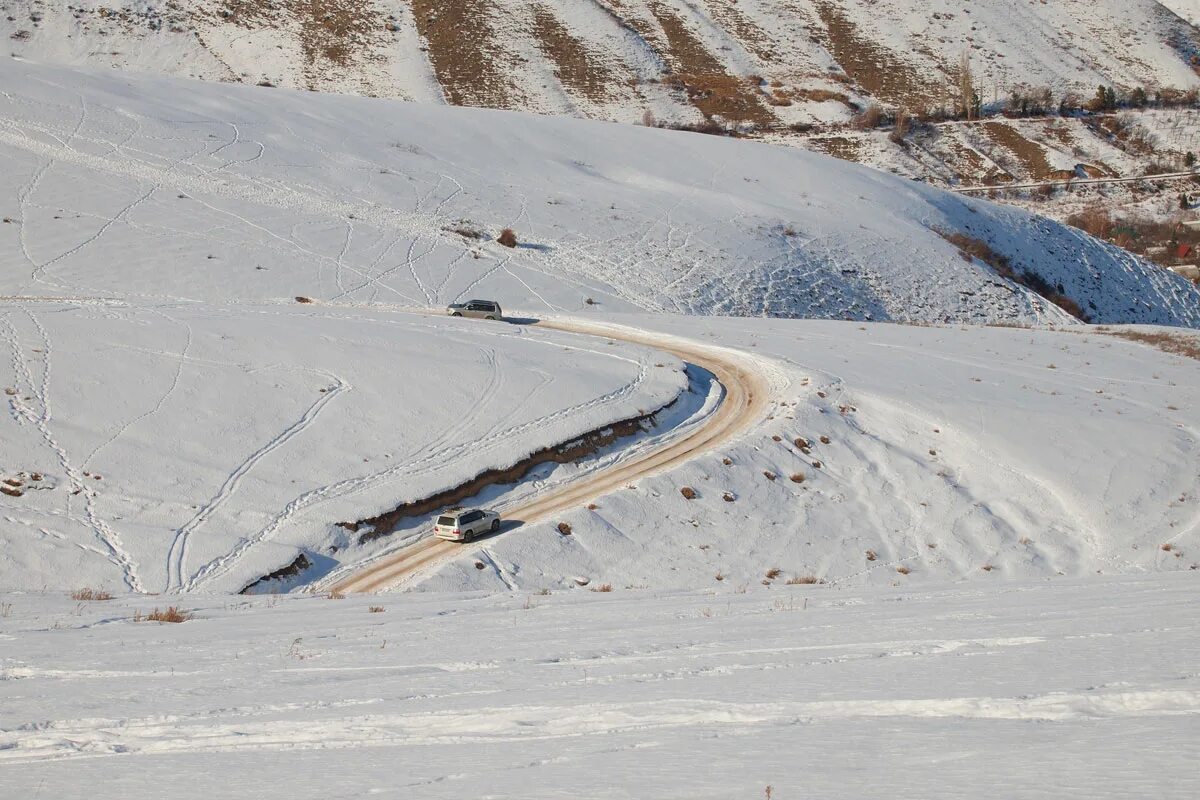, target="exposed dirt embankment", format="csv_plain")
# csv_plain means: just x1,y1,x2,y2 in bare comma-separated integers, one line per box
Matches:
348,401,678,544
